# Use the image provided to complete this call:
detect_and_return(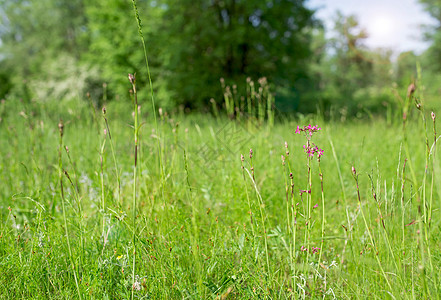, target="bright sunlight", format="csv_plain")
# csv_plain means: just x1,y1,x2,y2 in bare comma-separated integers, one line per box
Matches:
367,14,397,46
